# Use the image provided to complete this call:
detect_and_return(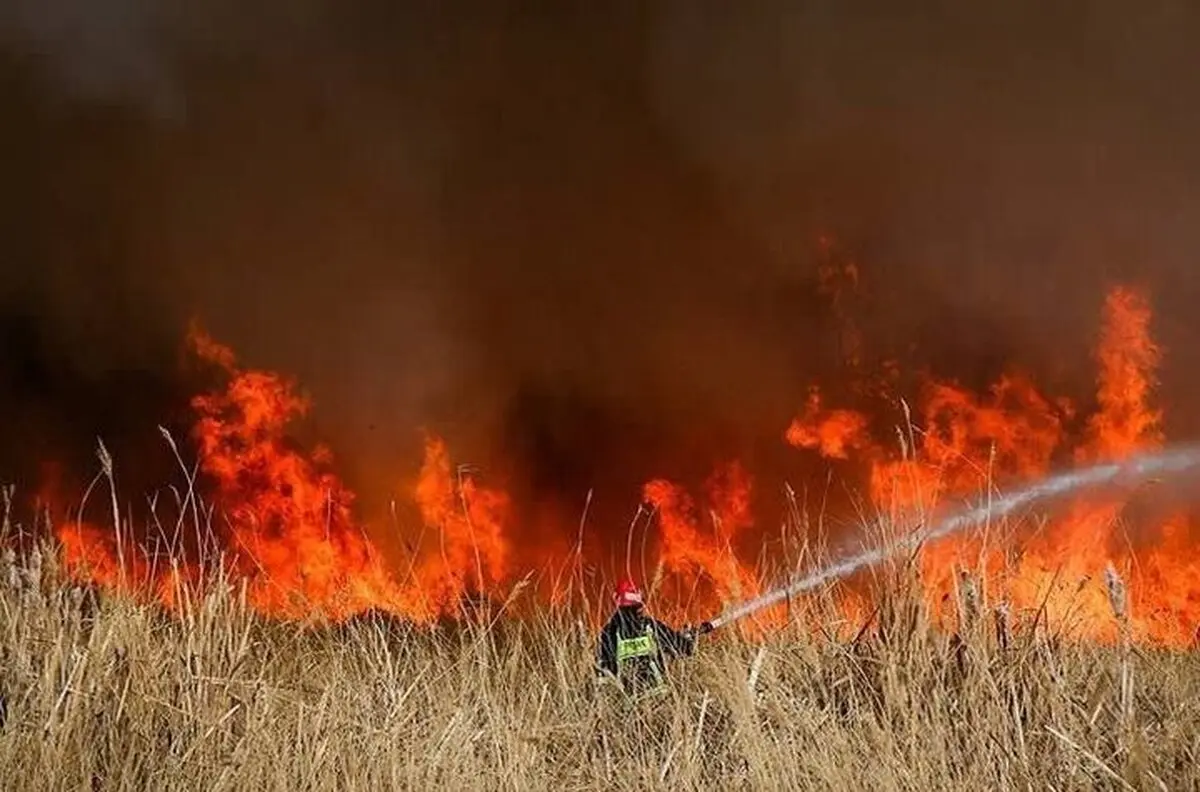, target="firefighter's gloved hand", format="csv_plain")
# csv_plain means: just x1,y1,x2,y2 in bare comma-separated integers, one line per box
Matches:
699,621,714,634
